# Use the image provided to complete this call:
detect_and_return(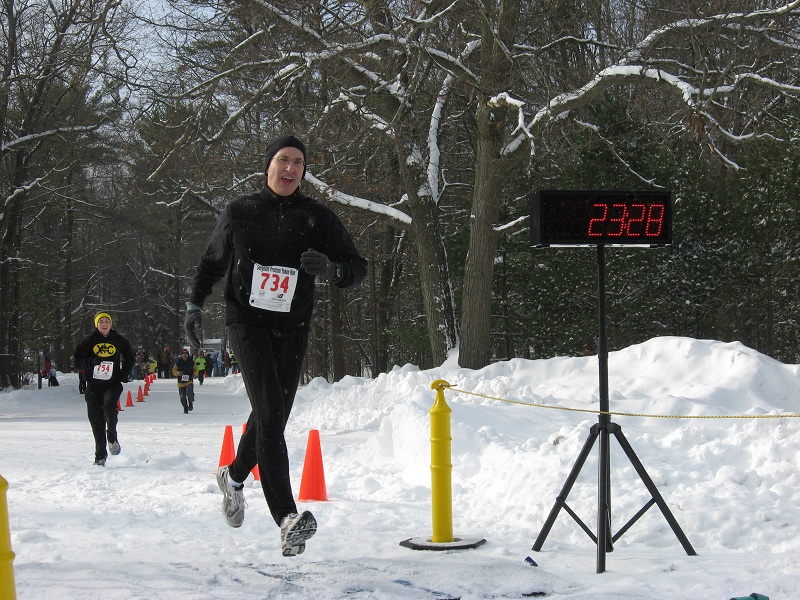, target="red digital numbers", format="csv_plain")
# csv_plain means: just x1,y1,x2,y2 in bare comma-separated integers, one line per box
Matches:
260,272,291,293
532,190,672,246
587,202,665,238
